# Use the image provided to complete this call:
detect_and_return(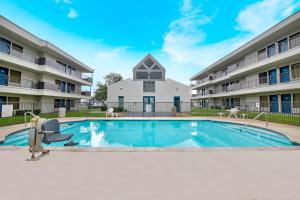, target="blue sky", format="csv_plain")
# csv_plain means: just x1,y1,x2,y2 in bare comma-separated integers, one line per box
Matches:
0,0,300,89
